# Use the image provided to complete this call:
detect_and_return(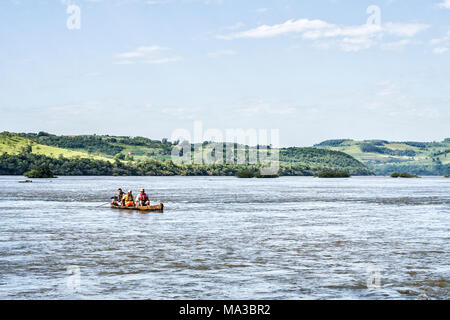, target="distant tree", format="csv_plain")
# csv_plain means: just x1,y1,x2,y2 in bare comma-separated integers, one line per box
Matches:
24,165,55,178
20,144,32,154
236,170,255,178
318,171,350,178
